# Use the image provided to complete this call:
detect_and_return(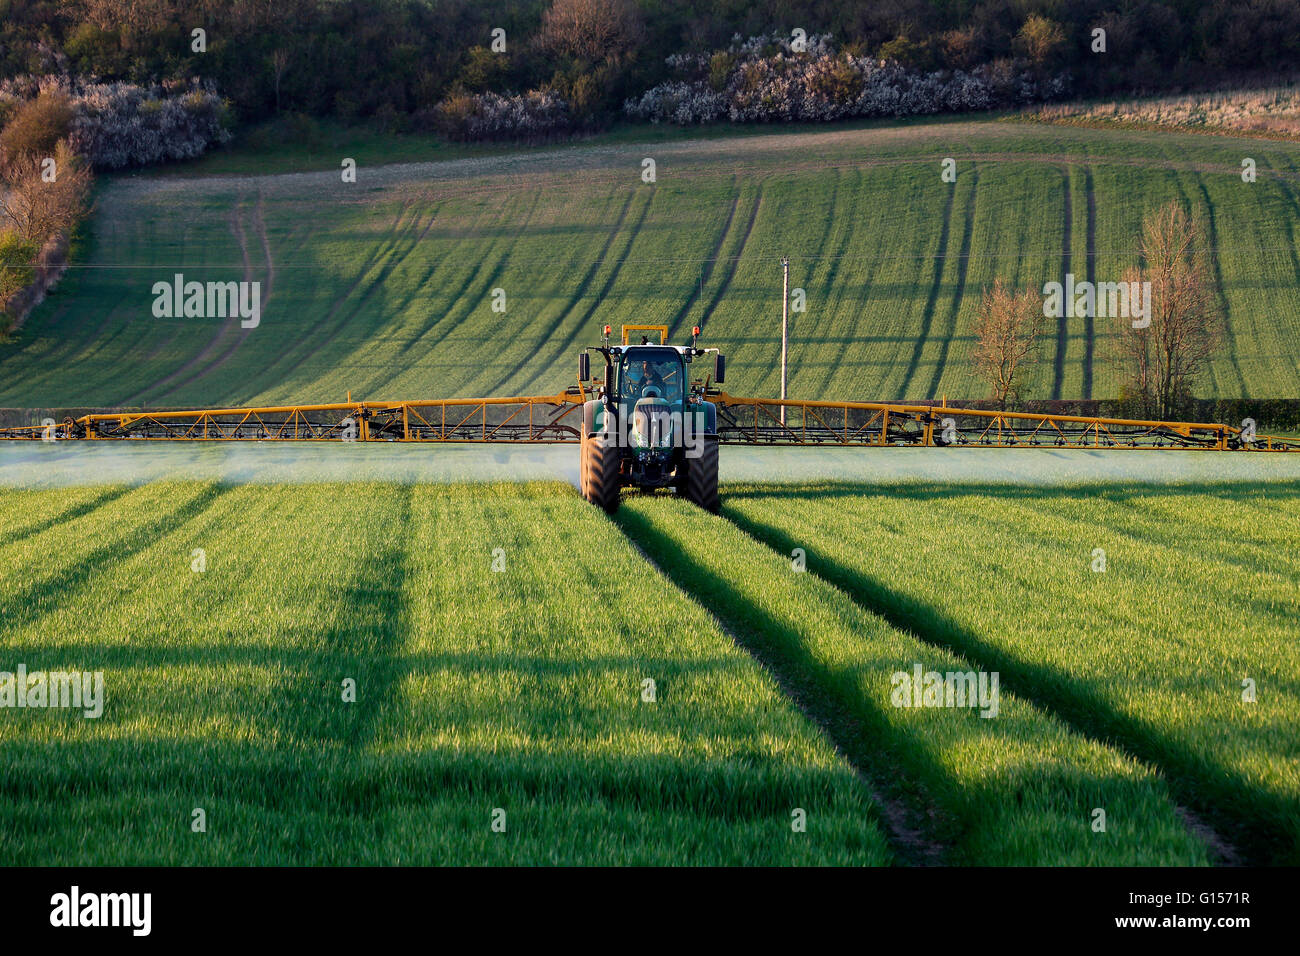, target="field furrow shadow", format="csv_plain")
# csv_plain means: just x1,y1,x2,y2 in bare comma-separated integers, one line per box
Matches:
506,189,644,396
614,506,956,865
924,165,978,399
381,190,543,383
258,200,440,394
1195,179,1247,397
1083,166,1096,398
241,198,418,396
720,498,1280,865
666,184,740,343
1051,166,1071,400
122,195,255,405
695,184,764,334
0,483,231,637
897,177,955,400
266,485,414,752
0,485,133,550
